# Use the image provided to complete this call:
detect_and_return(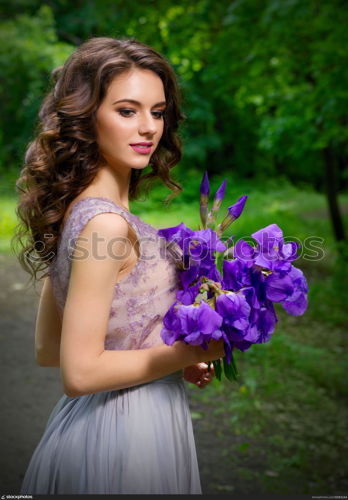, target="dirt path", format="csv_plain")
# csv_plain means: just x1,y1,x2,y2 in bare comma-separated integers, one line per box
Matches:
0,252,244,495
0,253,63,493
